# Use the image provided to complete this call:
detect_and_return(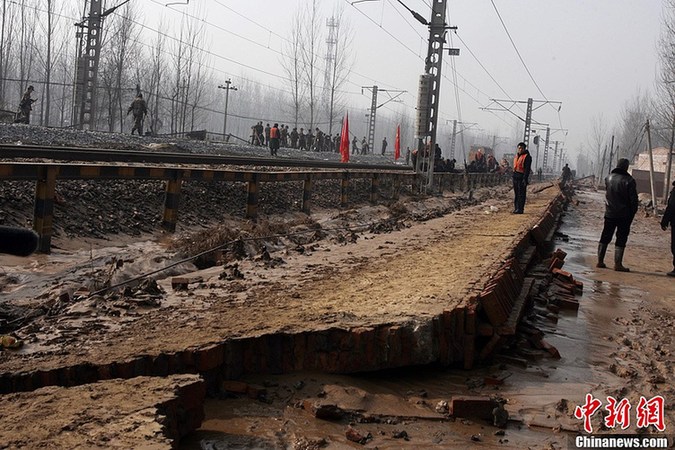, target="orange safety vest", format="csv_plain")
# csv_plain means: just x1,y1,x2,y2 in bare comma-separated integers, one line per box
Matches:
513,153,527,173
270,127,280,139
